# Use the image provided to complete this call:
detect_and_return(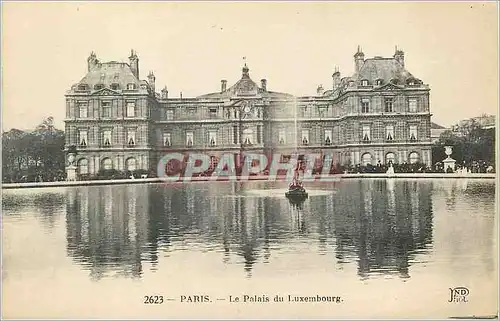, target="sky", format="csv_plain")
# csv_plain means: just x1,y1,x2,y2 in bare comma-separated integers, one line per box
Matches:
1,1,498,131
